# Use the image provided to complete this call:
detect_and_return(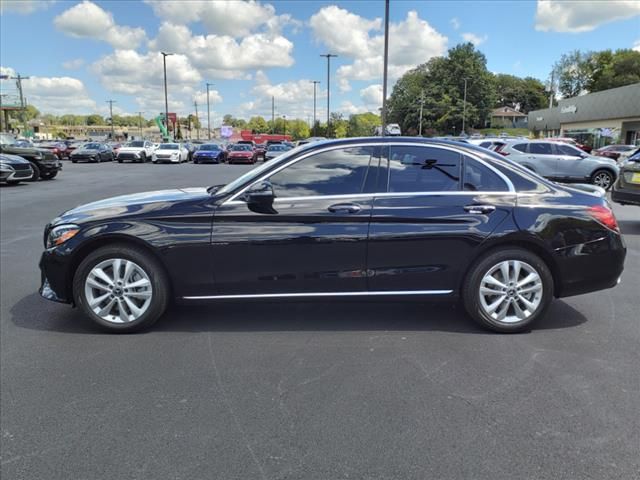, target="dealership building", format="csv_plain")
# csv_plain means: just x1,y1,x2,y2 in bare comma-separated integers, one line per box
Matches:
528,83,640,147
